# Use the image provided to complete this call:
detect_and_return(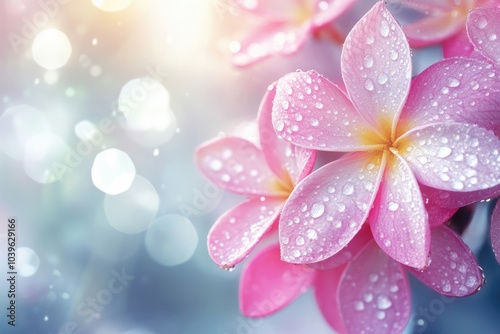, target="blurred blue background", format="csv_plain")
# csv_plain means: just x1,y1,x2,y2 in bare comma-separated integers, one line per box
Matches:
0,1,499,333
